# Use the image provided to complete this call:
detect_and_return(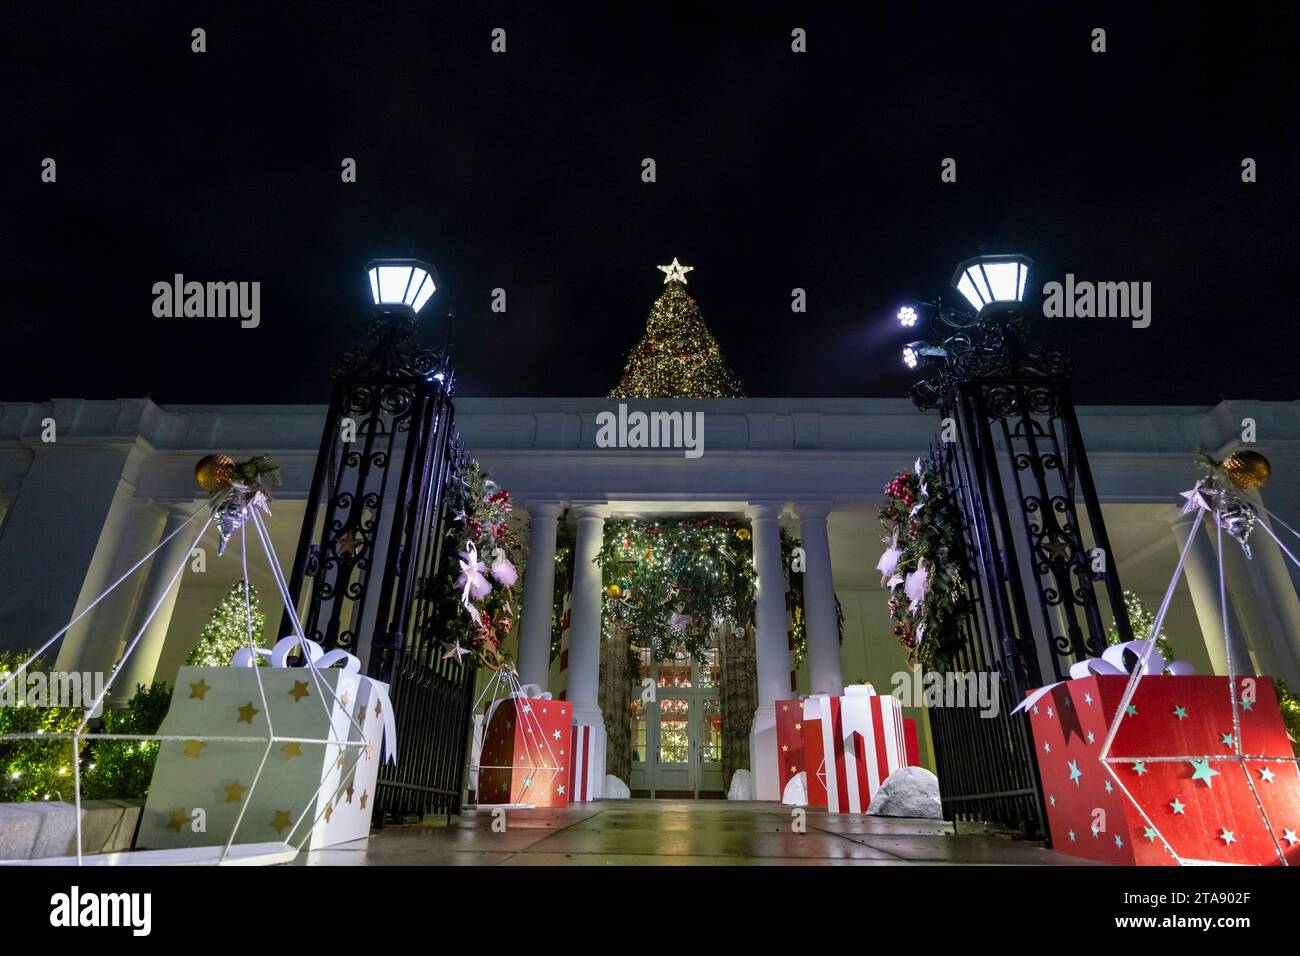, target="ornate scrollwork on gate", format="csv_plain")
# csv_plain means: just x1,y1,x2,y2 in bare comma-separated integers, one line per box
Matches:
328,314,448,382
985,378,1111,672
